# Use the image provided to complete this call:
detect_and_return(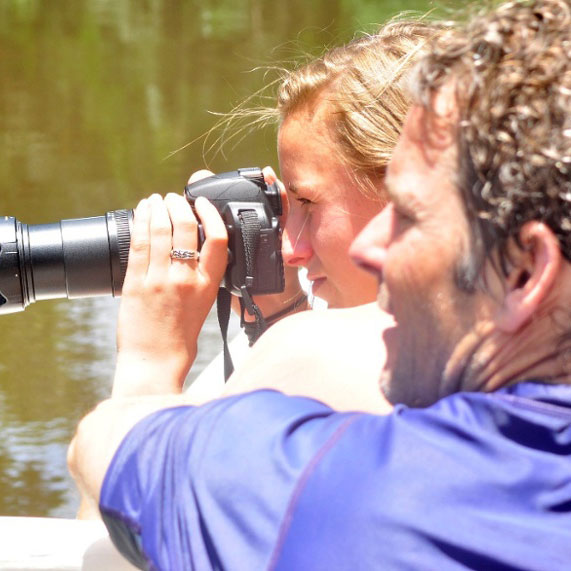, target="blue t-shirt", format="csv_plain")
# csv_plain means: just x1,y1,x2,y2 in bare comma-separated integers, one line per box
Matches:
100,382,571,570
